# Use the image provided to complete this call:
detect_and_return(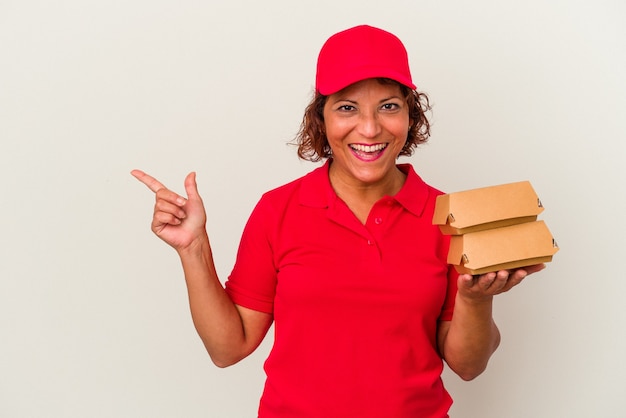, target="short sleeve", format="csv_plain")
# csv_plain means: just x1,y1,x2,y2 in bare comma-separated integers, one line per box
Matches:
224,196,278,314
439,262,459,321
